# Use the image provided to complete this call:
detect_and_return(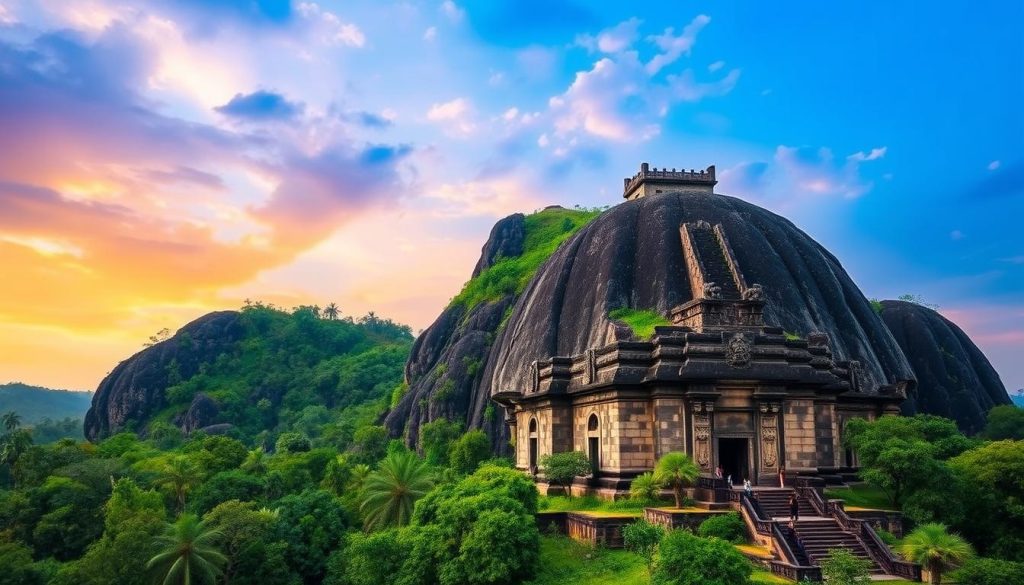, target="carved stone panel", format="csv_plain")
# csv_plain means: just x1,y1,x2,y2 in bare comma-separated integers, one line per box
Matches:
725,333,752,368
760,413,779,469
692,402,713,471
